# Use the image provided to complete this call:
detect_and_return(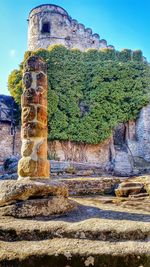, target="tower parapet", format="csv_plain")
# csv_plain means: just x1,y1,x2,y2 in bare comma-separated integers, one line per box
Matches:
28,4,114,51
